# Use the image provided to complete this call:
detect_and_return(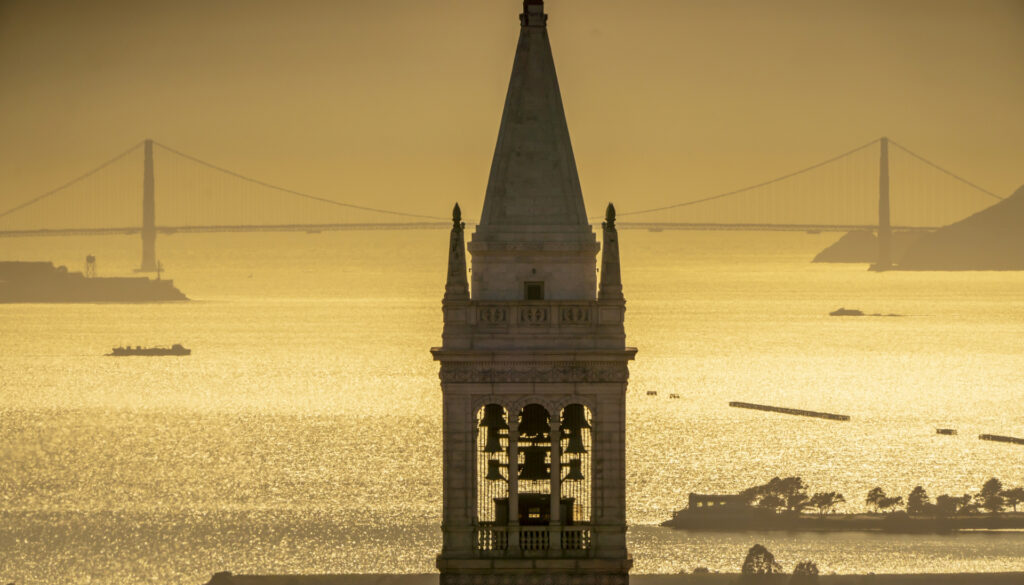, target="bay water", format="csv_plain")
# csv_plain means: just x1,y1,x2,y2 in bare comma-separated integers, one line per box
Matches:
1,230,1022,584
